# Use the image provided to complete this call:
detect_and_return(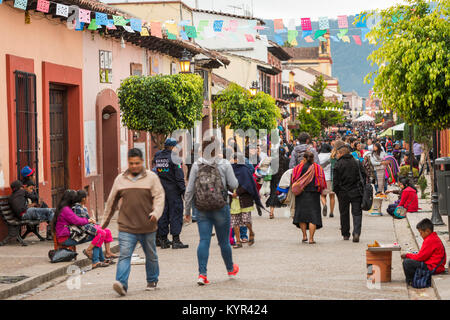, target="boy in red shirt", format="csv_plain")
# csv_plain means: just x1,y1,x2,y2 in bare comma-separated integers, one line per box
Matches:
401,218,447,286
